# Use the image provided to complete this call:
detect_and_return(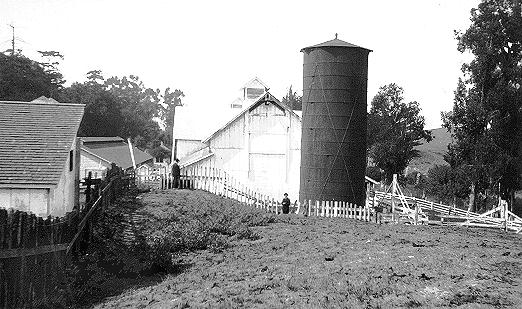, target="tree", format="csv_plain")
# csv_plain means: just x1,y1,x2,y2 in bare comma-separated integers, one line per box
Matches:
426,165,471,205
281,85,302,111
0,52,62,101
60,71,124,137
61,71,183,149
443,0,521,212
367,83,432,183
